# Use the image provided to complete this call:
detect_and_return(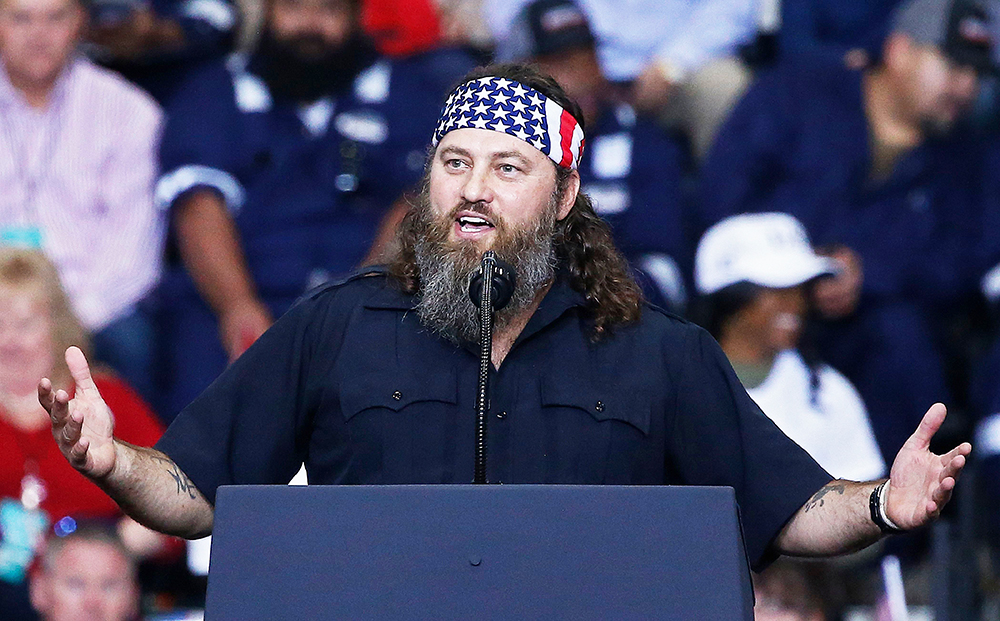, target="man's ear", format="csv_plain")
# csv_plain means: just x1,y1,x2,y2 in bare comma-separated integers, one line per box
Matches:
556,170,580,221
